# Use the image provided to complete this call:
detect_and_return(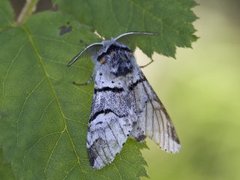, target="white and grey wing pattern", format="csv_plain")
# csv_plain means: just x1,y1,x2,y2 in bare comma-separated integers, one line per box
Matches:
128,68,181,153
87,72,135,169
